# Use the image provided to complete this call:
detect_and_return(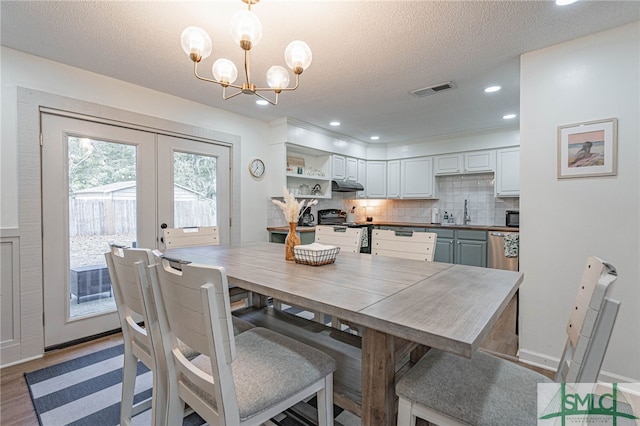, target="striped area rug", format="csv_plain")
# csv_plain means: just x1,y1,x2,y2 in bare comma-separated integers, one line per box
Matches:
25,343,359,426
